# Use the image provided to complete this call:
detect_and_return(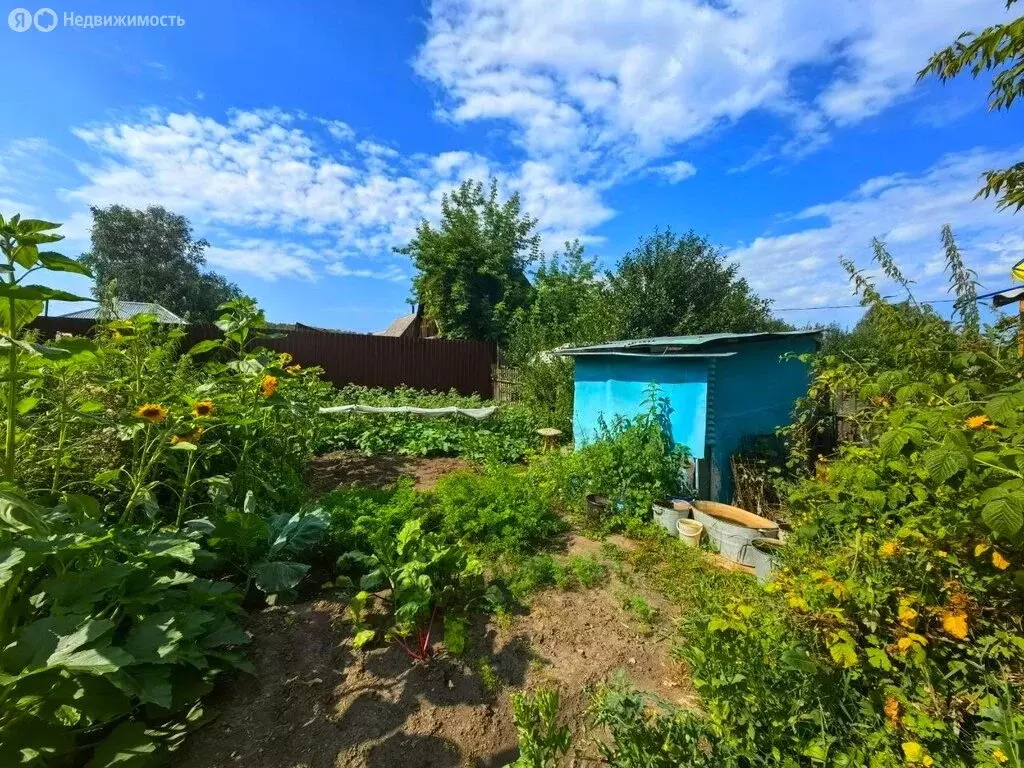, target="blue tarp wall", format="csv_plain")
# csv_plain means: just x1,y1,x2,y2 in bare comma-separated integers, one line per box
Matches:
571,336,816,502
573,356,709,457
